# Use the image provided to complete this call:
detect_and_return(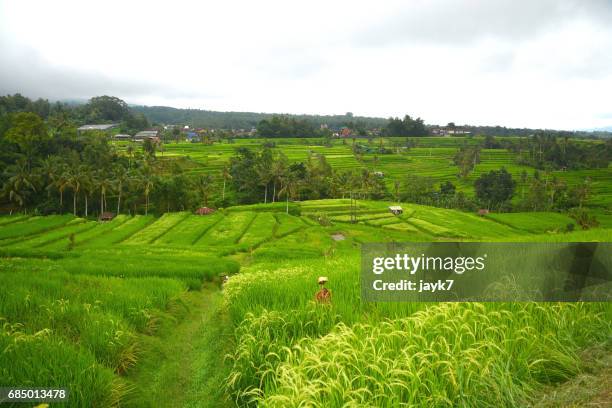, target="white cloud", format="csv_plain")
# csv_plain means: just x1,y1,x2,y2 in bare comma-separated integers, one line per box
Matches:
0,0,611,129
